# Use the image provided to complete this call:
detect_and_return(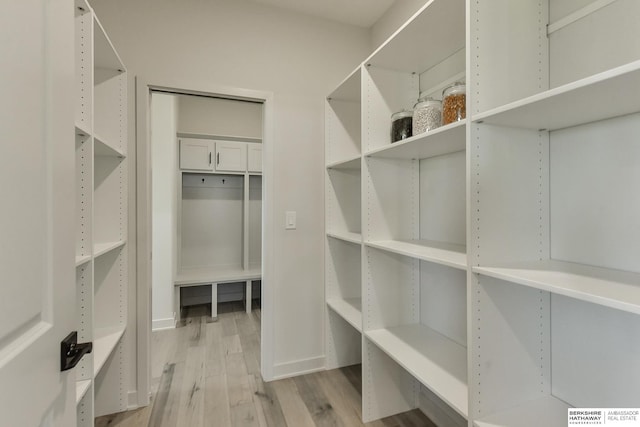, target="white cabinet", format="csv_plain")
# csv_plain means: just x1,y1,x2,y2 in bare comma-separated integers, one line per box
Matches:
215,141,247,172
247,143,262,173
179,138,213,171
179,138,256,173
326,0,640,426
